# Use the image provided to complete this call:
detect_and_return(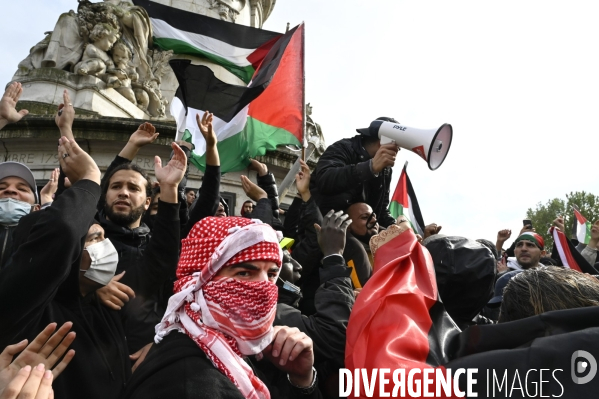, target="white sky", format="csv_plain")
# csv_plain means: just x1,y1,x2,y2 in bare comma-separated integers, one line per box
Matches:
2,1,599,246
